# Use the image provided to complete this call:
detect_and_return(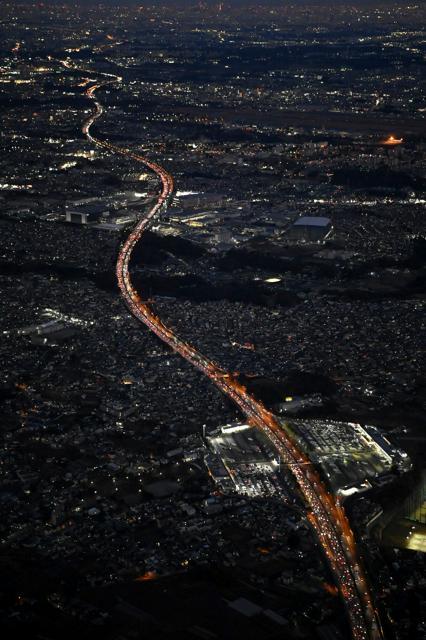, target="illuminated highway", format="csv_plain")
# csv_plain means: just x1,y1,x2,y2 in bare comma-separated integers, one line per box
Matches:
64,59,384,640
